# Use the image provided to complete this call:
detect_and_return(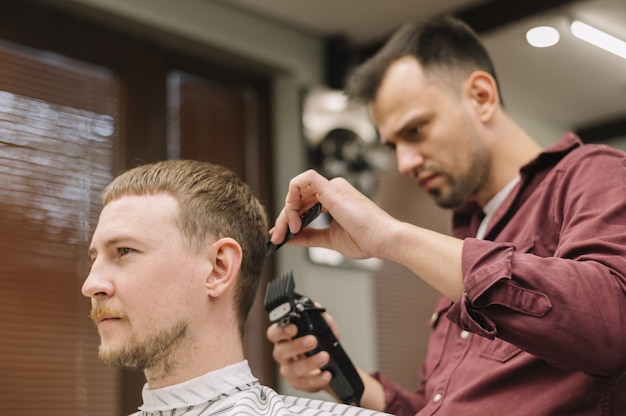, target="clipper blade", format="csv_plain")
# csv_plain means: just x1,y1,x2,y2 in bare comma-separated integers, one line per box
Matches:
264,271,296,322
